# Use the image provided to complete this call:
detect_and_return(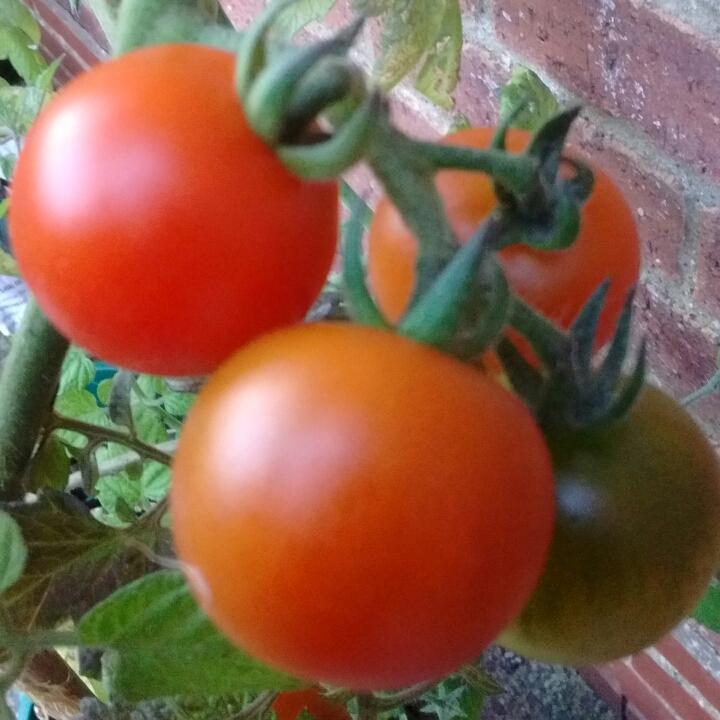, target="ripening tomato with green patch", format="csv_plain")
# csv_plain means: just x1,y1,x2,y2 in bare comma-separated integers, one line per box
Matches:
499,384,720,665
367,128,640,357
171,322,556,691
272,690,351,720
9,44,338,376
